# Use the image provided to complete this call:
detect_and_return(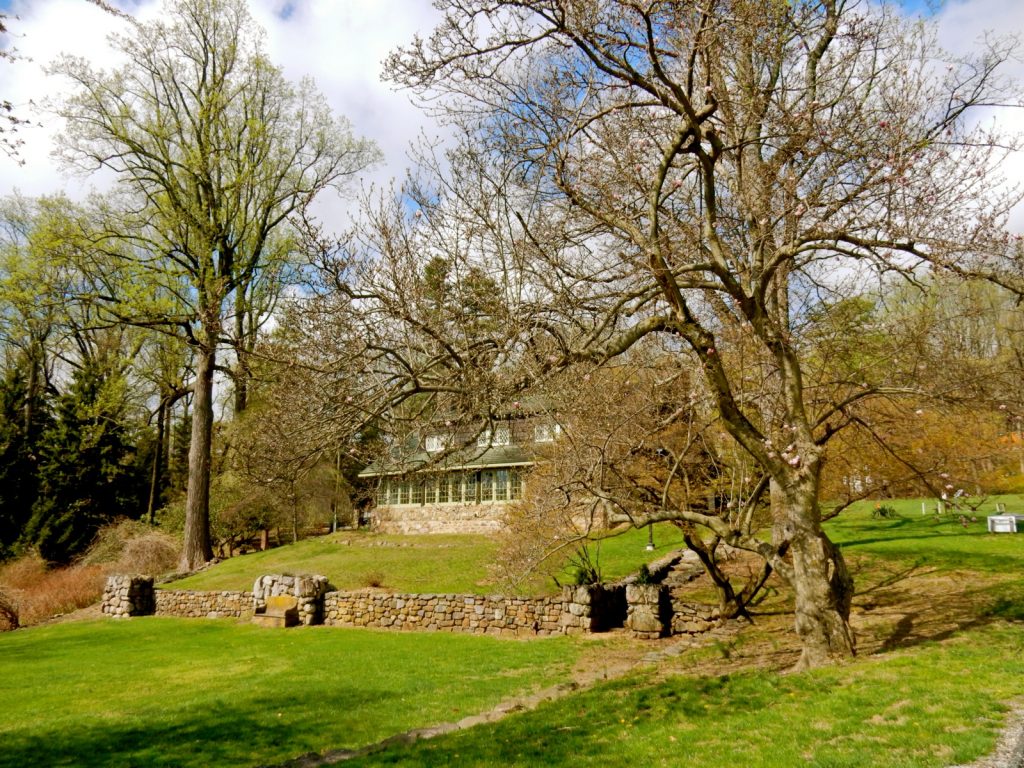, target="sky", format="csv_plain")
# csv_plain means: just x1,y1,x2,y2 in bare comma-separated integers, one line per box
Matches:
1,0,1023,231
